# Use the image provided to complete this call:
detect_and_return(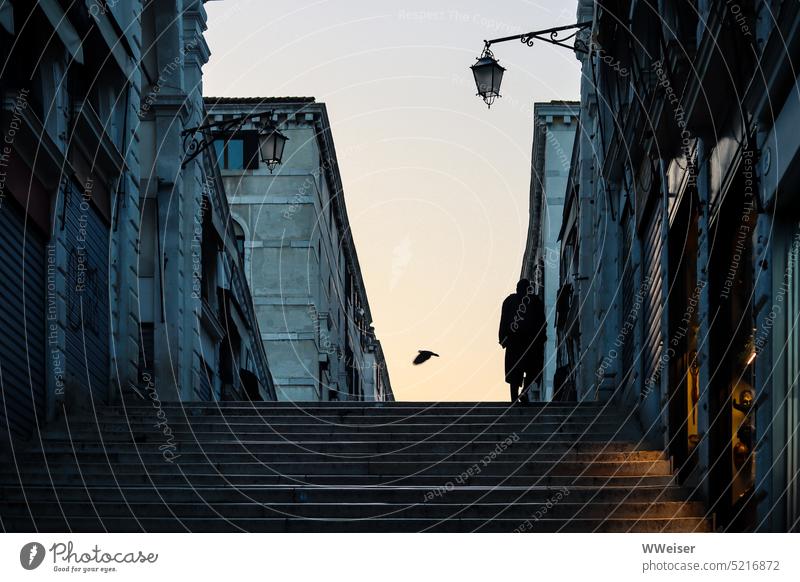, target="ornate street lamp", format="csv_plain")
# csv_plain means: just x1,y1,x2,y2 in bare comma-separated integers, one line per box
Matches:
470,21,592,108
471,46,505,108
182,112,289,171
258,125,289,173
